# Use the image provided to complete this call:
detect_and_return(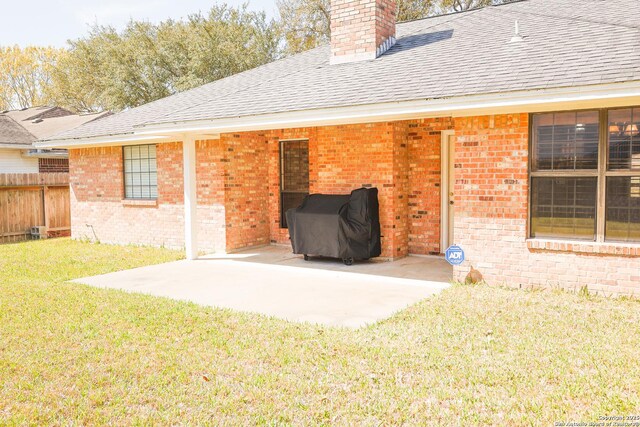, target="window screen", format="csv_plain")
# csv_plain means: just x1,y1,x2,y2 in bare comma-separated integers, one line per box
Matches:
608,107,640,170
531,177,597,240
280,140,309,228
531,111,599,171
123,144,158,199
606,176,640,242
